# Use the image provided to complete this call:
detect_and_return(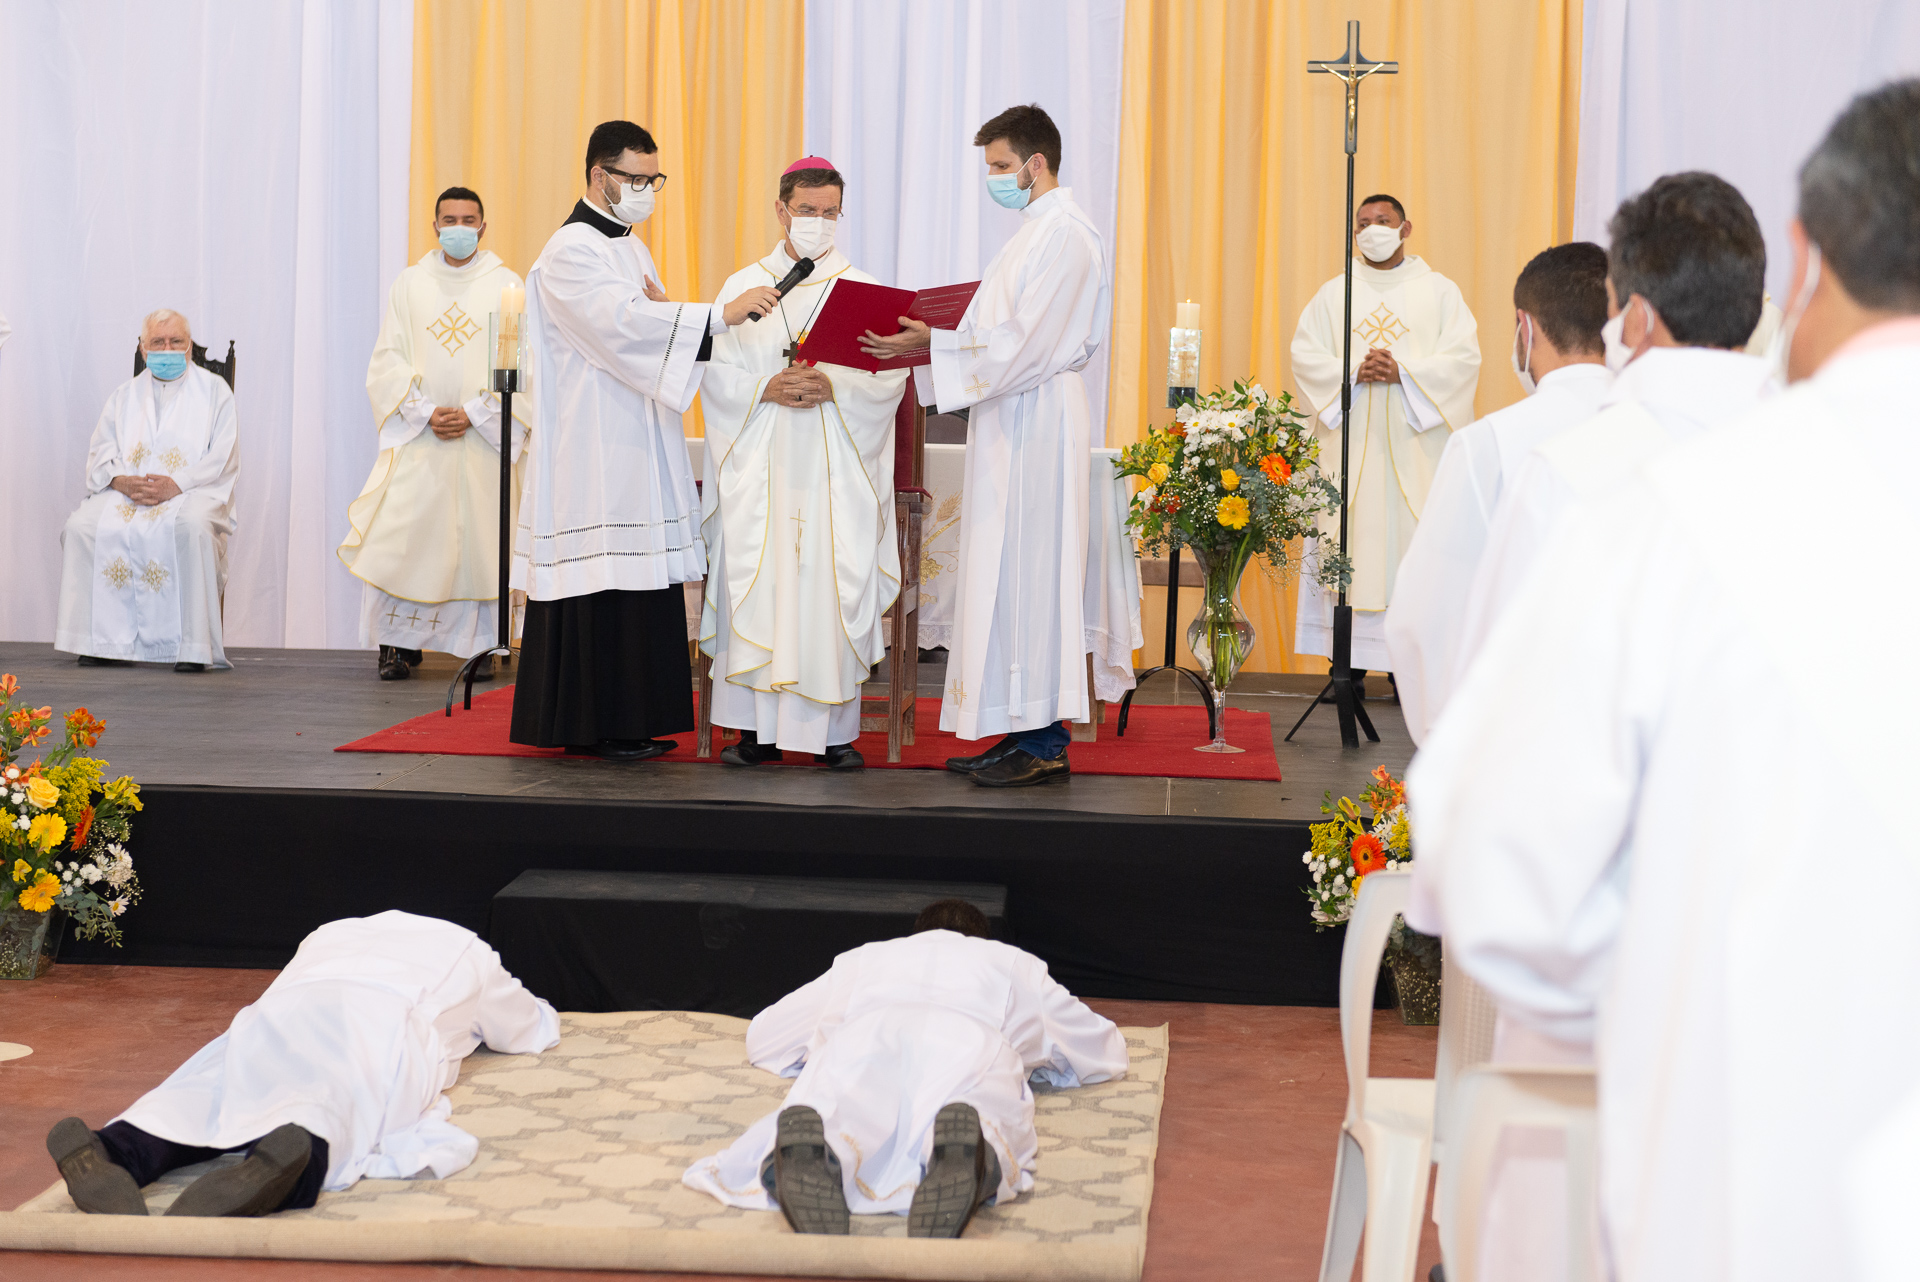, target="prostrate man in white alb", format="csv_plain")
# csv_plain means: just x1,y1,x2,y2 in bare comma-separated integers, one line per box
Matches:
1448,171,1773,685
1384,242,1612,745
46,911,557,1217
1290,194,1481,695
56,309,238,673
683,899,1127,1238
1409,80,1920,1281
338,186,530,683
699,158,910,770
859,103,1111,788
510,120,780,760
